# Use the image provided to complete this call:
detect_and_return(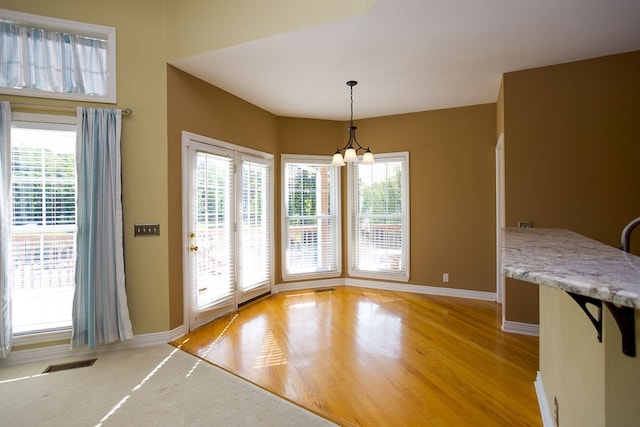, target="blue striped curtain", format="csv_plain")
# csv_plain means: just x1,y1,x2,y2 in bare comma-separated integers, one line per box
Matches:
72,107,133,349
0,102,12,358
0,22,107,96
